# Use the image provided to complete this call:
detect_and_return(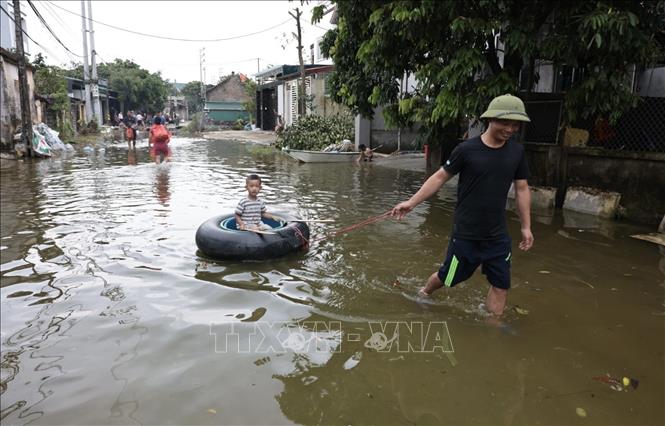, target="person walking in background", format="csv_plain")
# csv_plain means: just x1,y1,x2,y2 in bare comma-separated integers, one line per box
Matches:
124,110,137,149
149,119,171,164
391,94,533,316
